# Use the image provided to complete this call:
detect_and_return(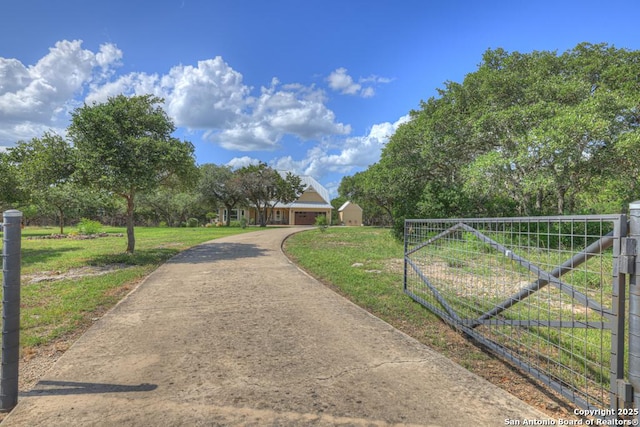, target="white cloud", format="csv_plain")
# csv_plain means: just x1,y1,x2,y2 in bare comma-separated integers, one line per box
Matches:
0,40,122,146
205,79,350,151
86,71,168,105
96,43,123,69
212,123,280,151
269,114,410,179
270,155,310,176
85,56,350,151
326,67,392,98
165,57,250,128
327,68,361,95
1,39,403,177
226,156,260,169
